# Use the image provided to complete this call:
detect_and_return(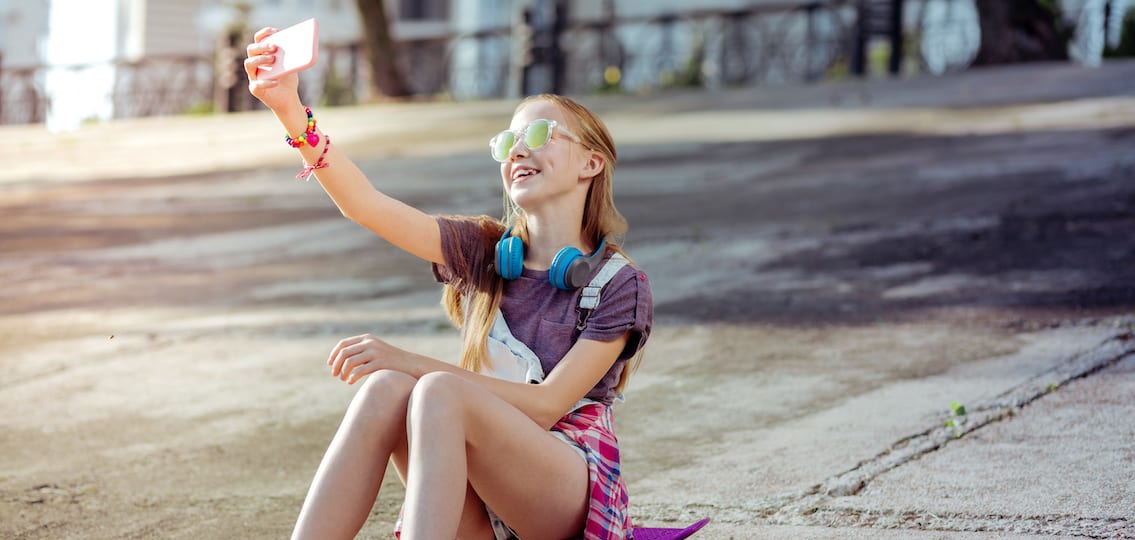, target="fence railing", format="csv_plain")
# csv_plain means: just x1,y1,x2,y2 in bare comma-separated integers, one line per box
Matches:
0,0,1120,125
